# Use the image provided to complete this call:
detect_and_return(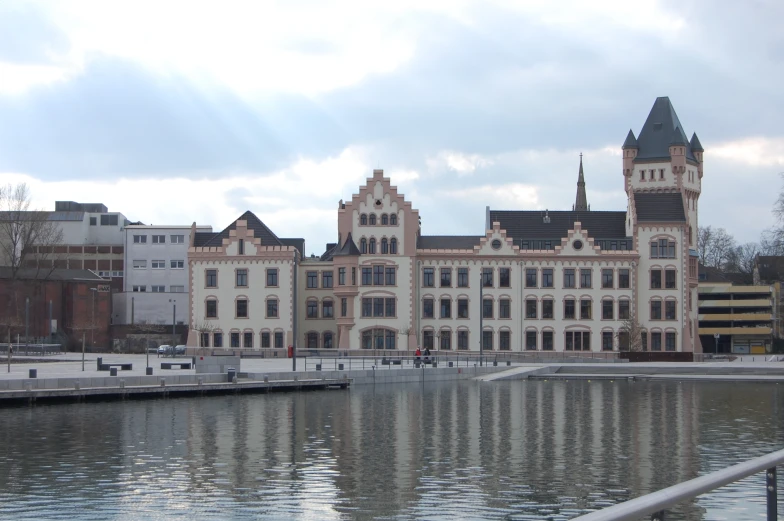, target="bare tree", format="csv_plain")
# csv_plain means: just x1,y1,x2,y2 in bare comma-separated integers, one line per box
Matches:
698,226,737,270
193,320,217,355
131,320,167,367
616,313,645,352
725,242,760,275
697,225,713,267
0,183,63,278
399,326,418,351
